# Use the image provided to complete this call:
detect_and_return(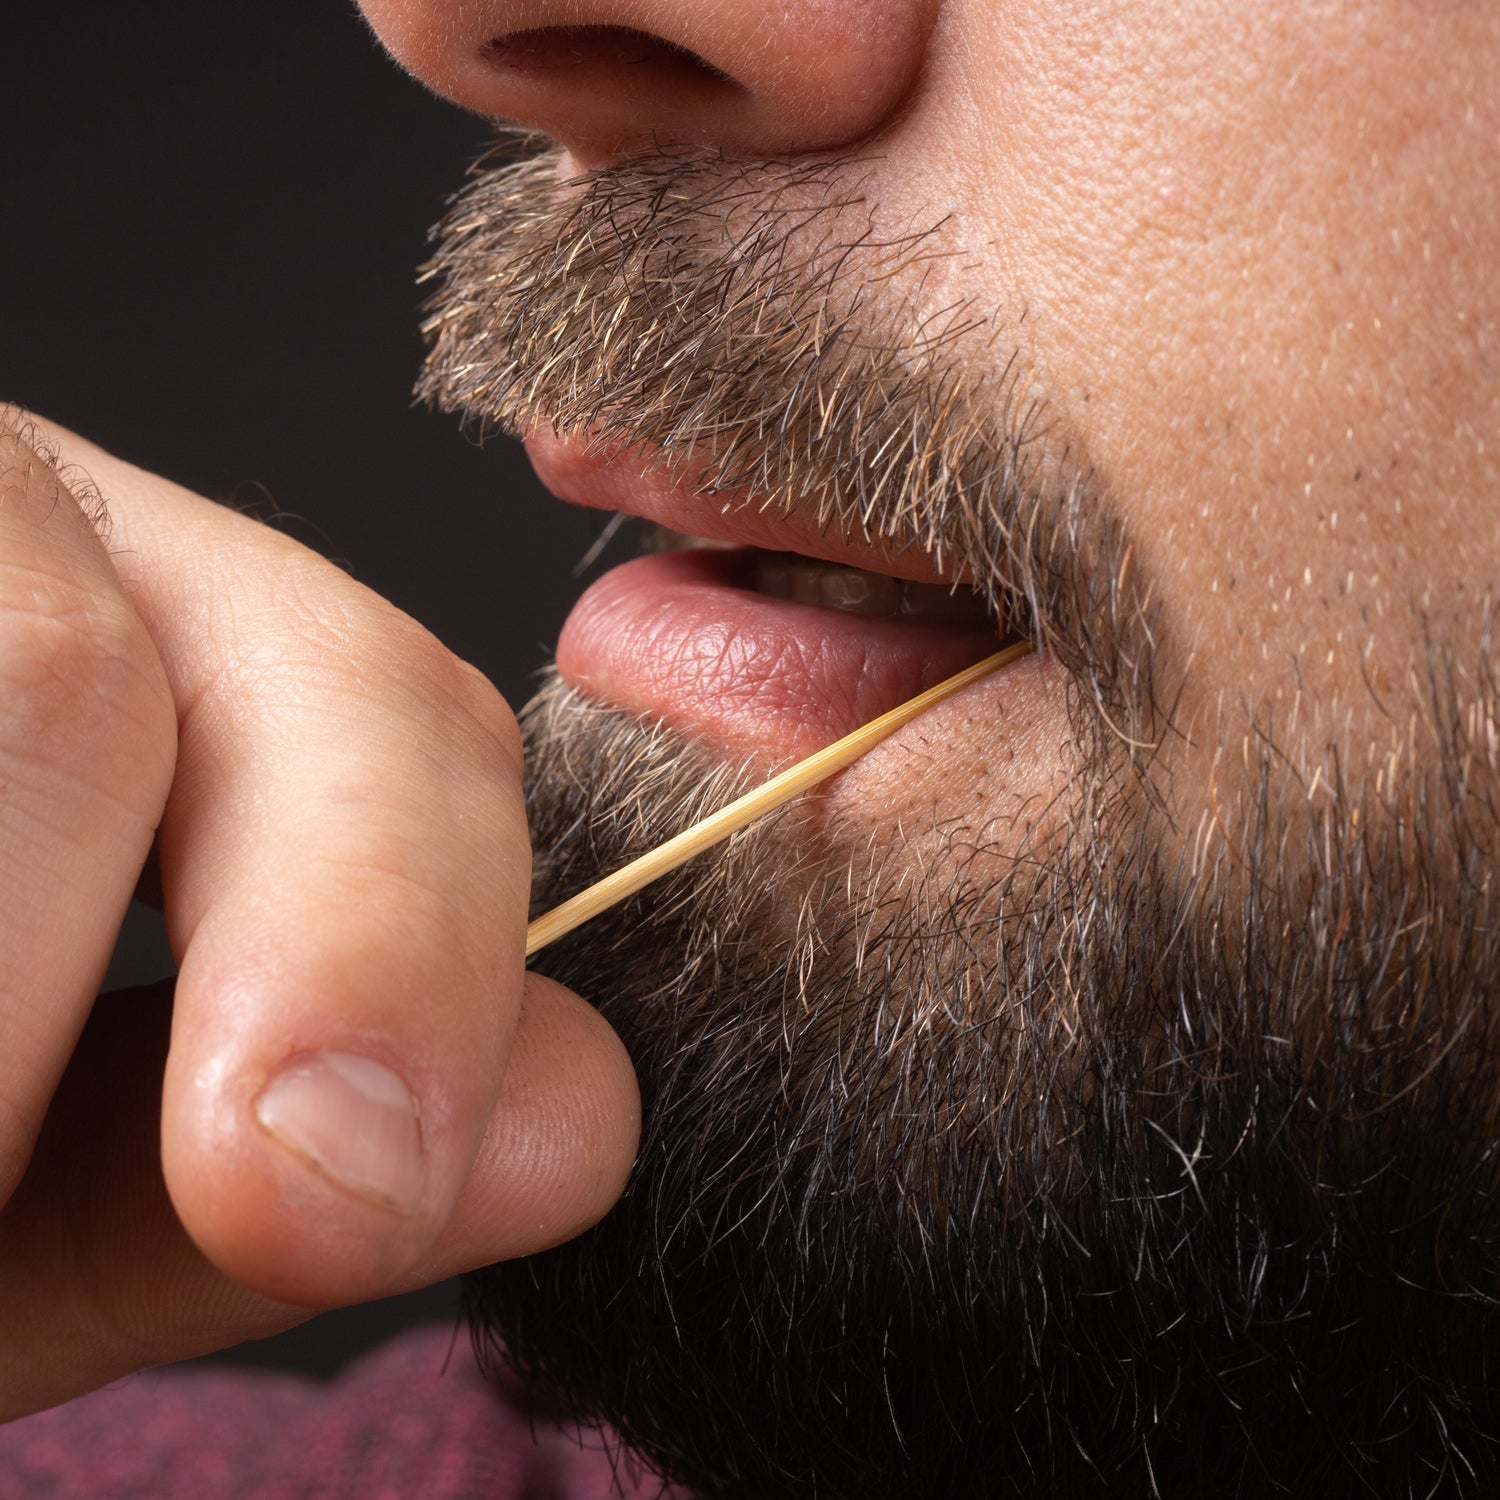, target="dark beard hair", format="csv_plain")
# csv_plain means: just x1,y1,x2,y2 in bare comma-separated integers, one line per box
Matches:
419,141,1500,1495
477,667,1500,1500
